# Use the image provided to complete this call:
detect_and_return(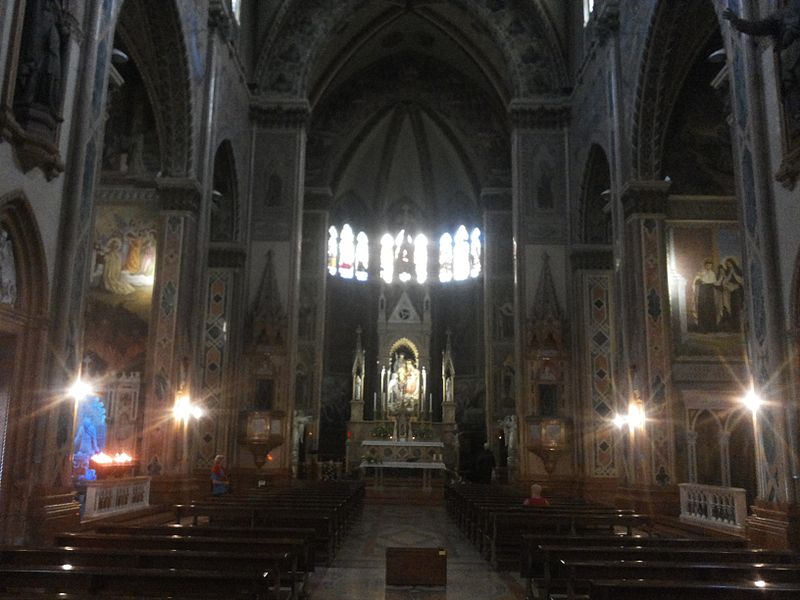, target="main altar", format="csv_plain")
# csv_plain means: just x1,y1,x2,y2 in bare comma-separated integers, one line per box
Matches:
347,288,458,483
